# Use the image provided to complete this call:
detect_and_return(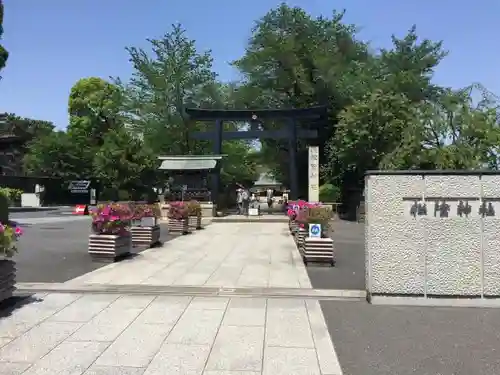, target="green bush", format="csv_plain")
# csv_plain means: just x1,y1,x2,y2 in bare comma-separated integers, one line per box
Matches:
0,187,23,204
319,183,340,202
0,192,9,224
